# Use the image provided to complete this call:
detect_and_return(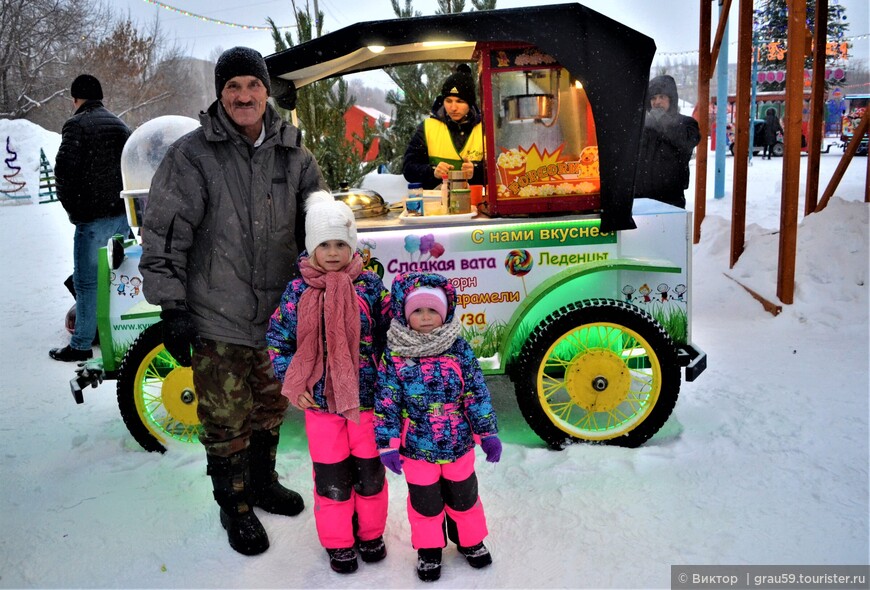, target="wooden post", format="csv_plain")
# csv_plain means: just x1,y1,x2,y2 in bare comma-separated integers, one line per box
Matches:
804,0,827,215
776,0,806,305
729,0,753,268
694,0,712,244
